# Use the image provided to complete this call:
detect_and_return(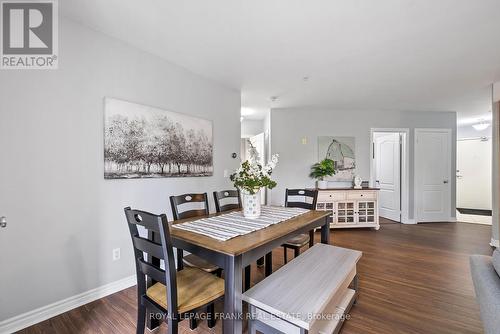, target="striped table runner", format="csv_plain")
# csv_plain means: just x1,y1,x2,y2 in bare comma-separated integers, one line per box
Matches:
172,206,310,241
